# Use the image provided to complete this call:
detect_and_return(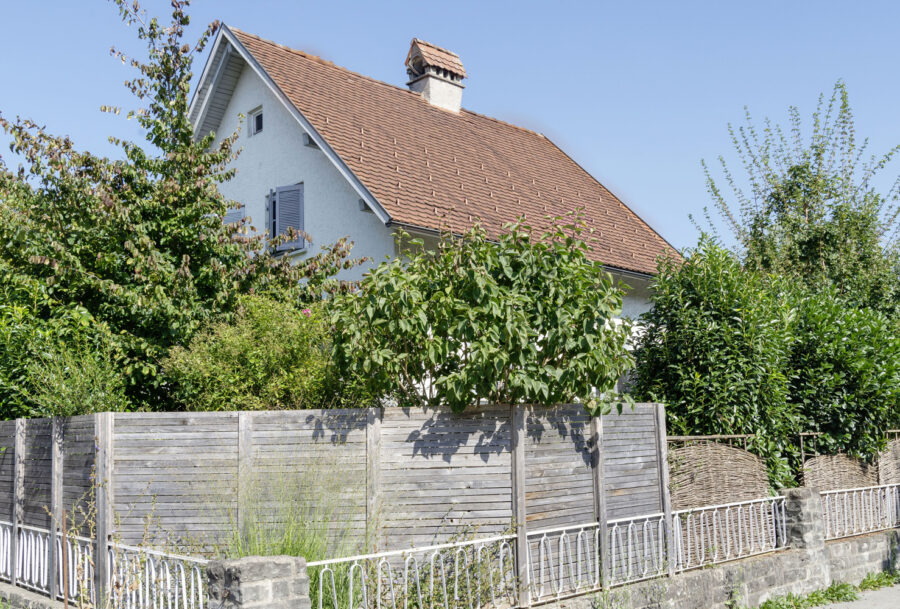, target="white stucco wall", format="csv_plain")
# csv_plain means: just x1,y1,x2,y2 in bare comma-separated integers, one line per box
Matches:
213,63,396,281
610,271,653,320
